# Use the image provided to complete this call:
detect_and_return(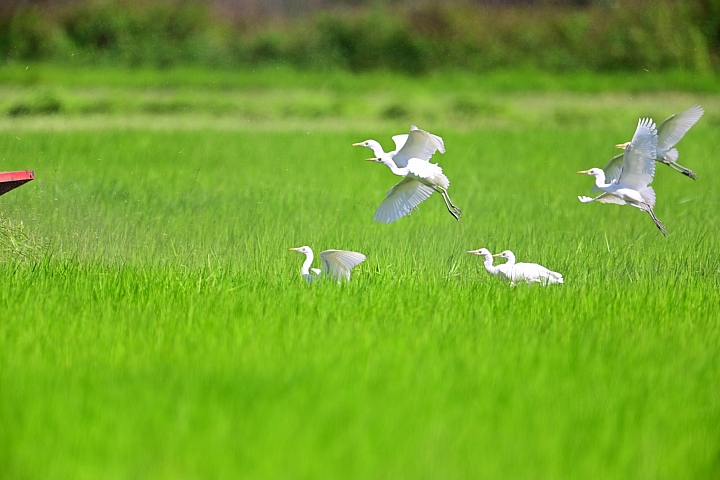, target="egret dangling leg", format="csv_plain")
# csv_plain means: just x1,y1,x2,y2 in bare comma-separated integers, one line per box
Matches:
658,158,697,180
638,203,667,237
436,187,461,221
